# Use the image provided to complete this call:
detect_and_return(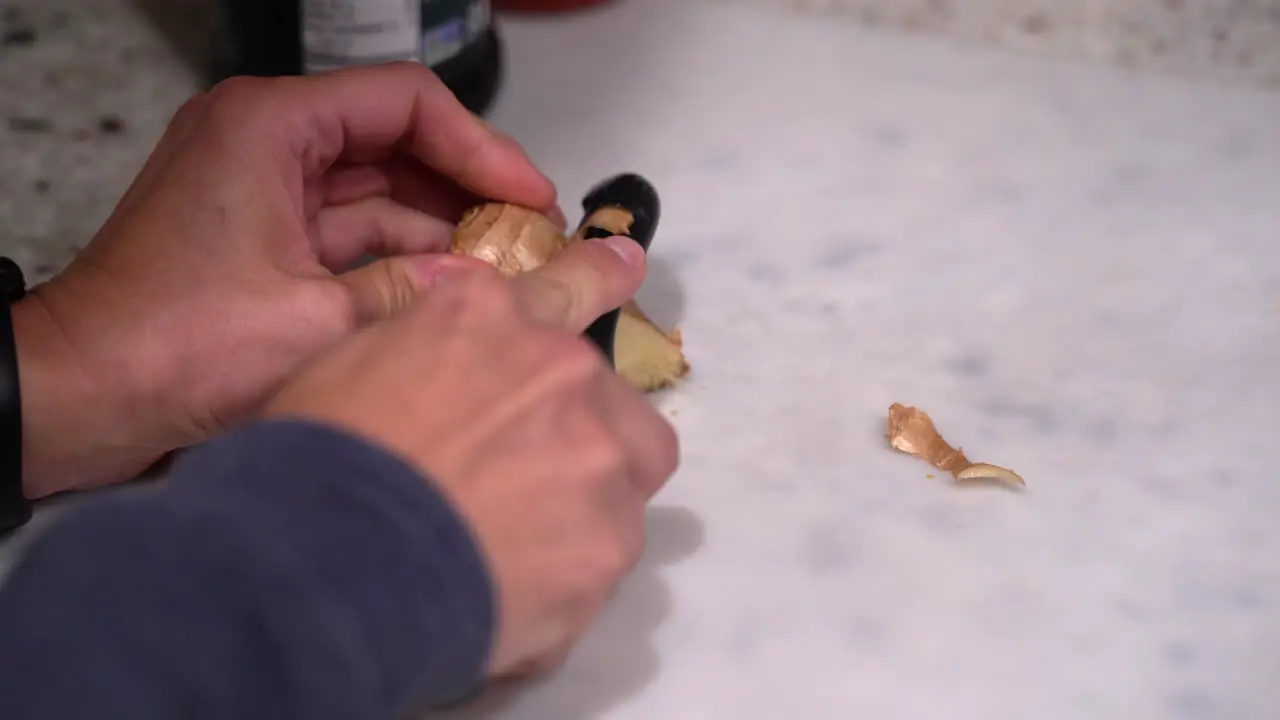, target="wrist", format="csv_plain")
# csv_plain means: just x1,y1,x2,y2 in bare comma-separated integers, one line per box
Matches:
11,292,134,498
13,293,83,498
